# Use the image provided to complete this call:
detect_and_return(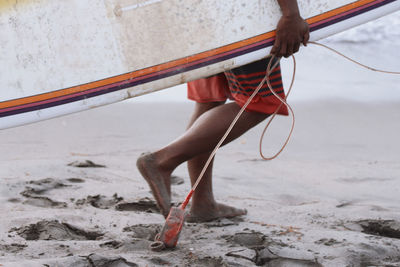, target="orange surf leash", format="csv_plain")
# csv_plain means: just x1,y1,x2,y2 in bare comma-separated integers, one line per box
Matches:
151,42,400,251
150,55,282,251
259,41,400,160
